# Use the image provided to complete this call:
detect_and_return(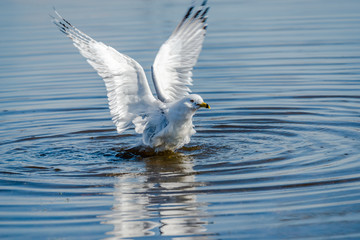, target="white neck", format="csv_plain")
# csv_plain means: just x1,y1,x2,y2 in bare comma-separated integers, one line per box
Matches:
168,102,196,125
